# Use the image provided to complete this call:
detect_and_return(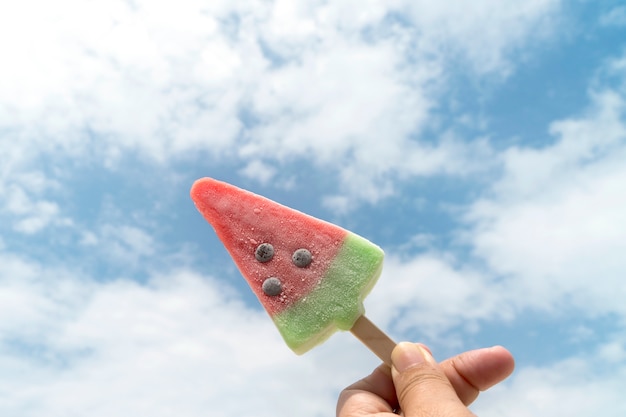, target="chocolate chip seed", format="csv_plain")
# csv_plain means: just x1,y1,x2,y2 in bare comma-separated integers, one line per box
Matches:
255,243,274,263
262,277,282,296
292,248,312,268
